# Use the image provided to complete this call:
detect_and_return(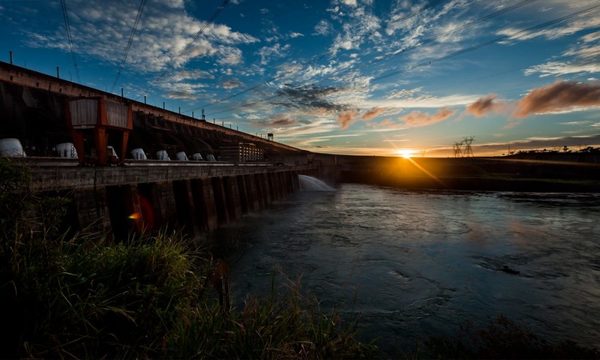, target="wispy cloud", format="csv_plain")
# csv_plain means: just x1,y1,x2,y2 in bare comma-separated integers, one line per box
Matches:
515,81,600,117
466,95,510,117
257,43,291,65
26,0,257,72
313,19,332,36
337,110,358,129
361,107,386,120
401,108,454,128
